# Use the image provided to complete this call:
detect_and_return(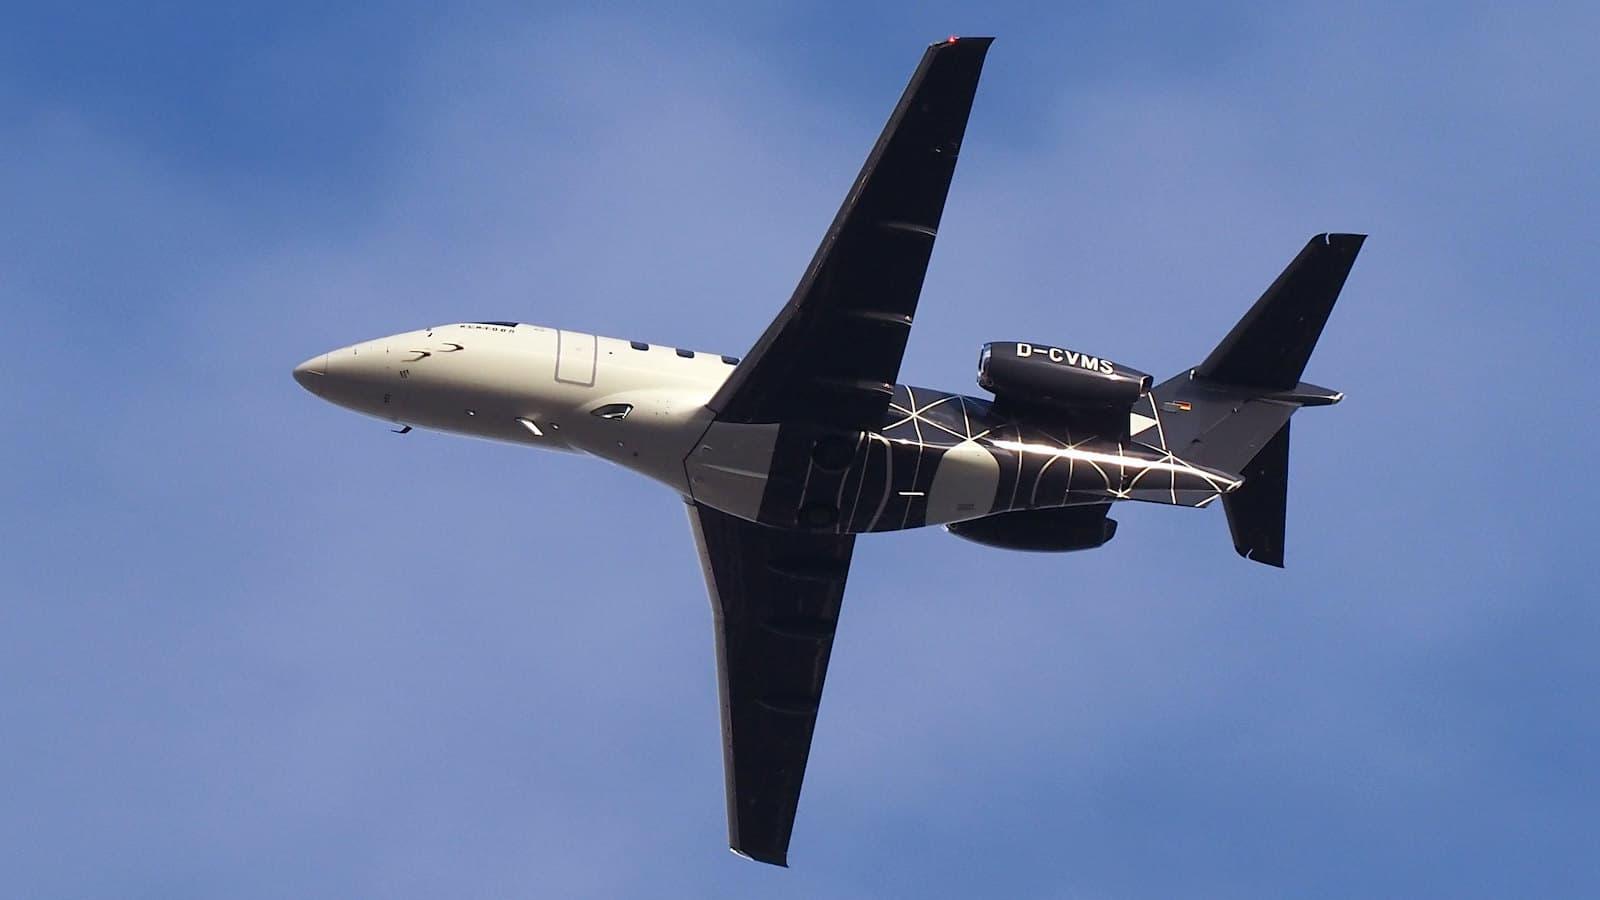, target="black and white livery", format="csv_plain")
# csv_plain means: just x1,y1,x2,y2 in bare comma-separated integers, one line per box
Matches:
292,37,1365,867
